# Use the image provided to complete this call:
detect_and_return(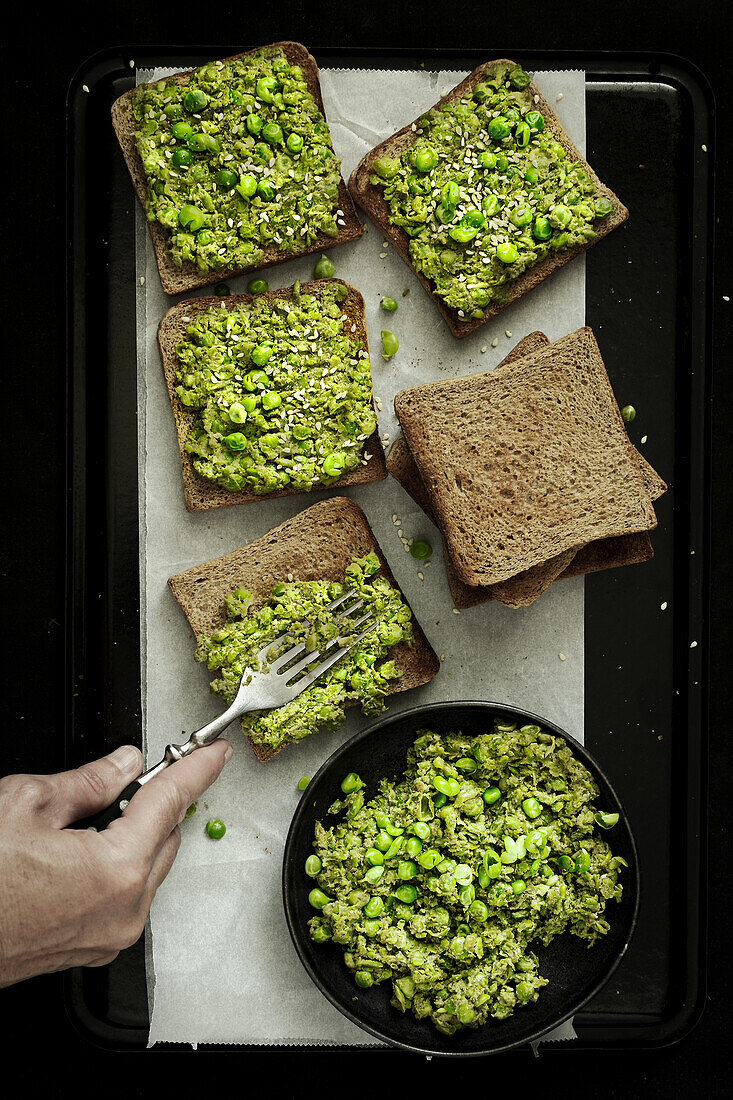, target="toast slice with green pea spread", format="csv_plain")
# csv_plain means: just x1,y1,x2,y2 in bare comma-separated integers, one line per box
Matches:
388,332,664,608
394,327,664,591
348,59,628,337
112,42,362,296
157,279,387,512
167,497,440,762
